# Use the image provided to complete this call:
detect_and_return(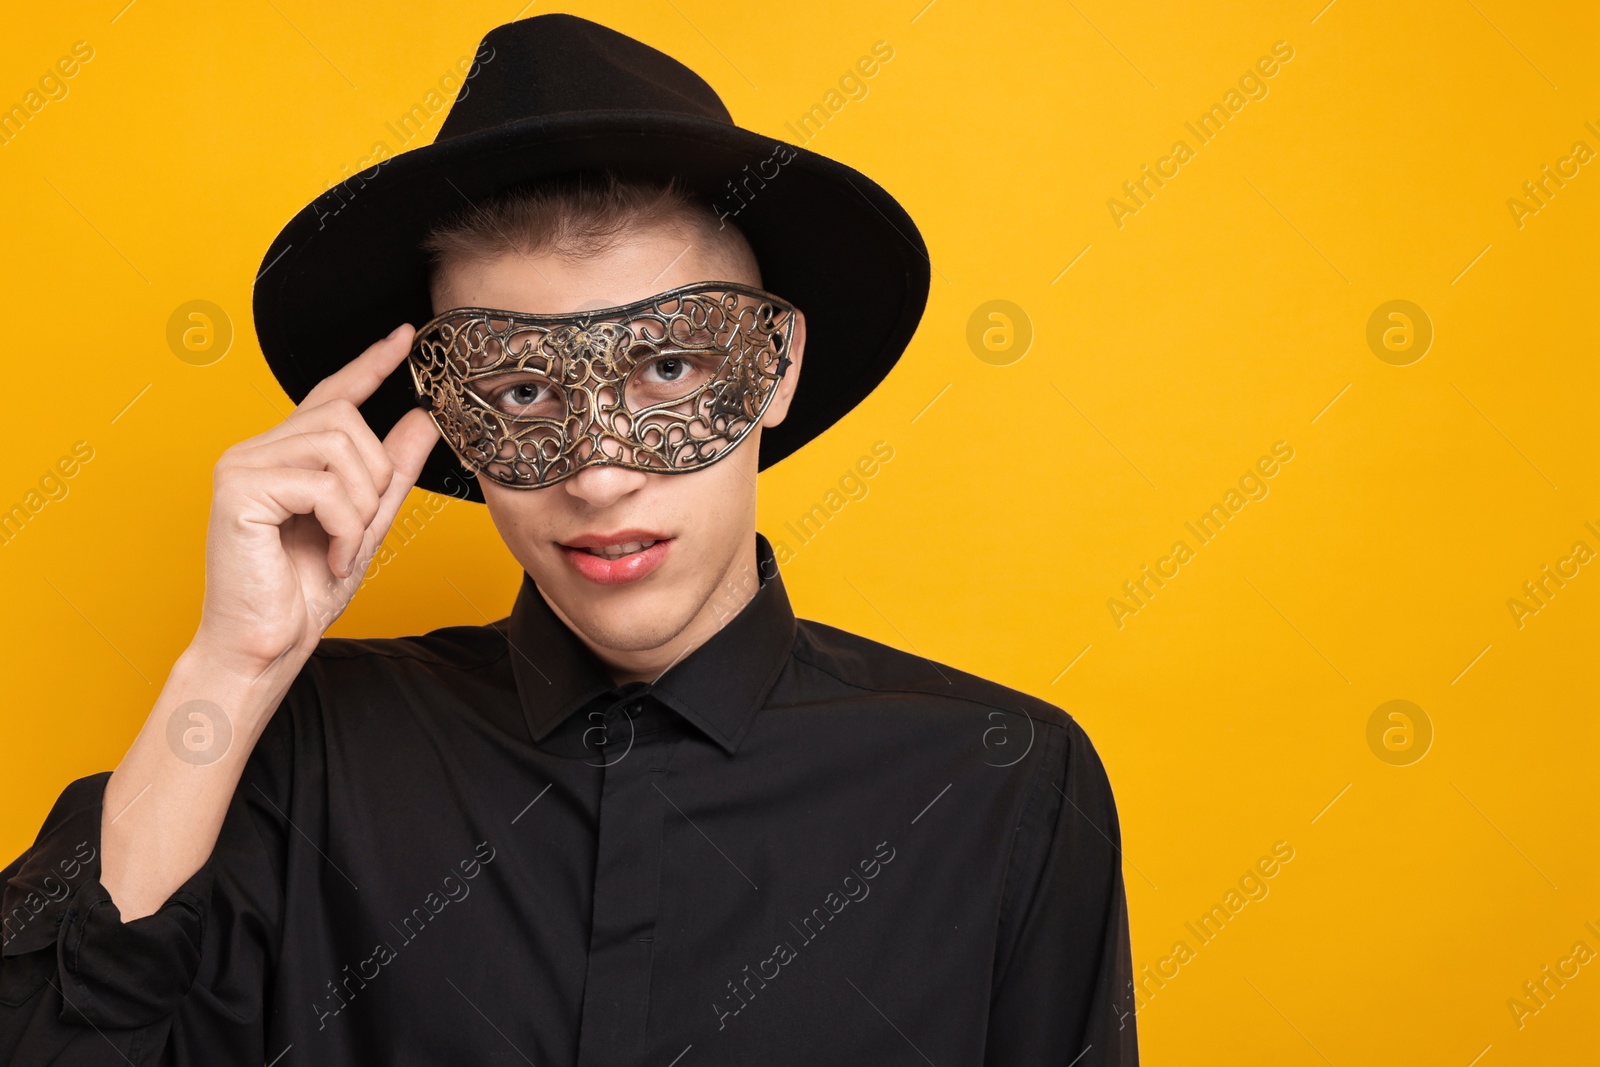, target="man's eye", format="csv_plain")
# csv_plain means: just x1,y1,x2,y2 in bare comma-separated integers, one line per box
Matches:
474,377,560,417
646,357,689,383
627,352,715,406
